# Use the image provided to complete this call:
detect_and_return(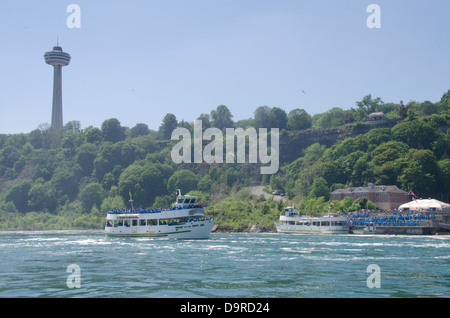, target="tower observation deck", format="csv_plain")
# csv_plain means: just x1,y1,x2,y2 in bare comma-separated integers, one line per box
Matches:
44,45,71,131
